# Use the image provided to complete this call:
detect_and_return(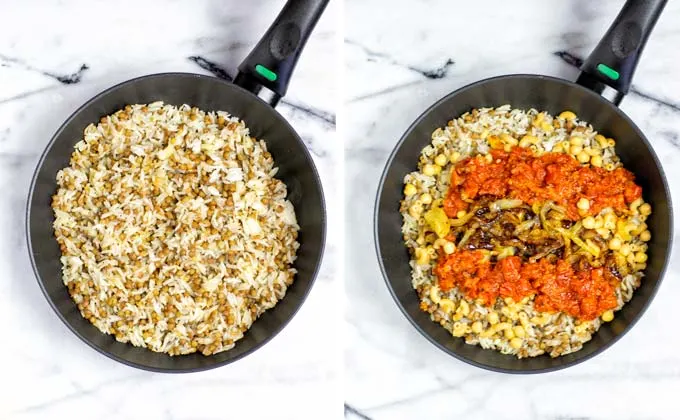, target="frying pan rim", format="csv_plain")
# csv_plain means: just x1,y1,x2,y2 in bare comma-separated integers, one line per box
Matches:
26,71,327,373
373,72,673,374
